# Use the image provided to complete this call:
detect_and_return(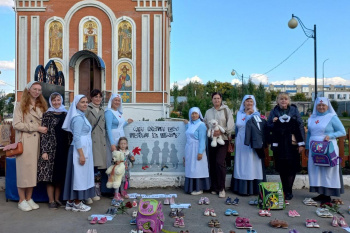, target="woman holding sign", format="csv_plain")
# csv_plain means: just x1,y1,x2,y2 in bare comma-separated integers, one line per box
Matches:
184,107,210,195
